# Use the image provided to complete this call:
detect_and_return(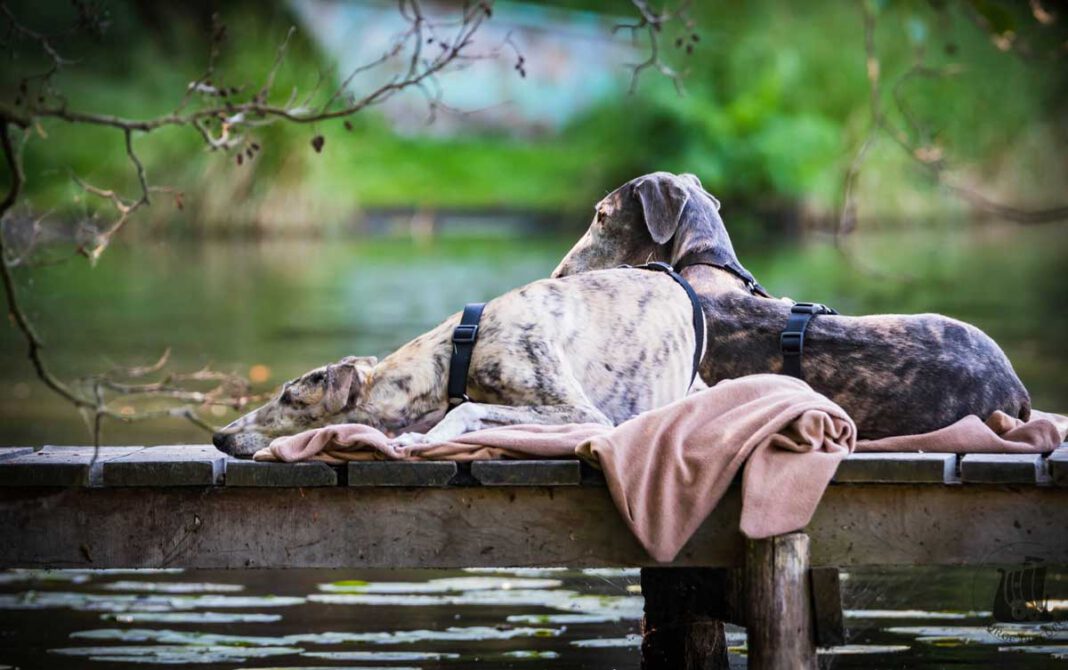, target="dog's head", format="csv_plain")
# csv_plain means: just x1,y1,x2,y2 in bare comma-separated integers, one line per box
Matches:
212,355,378,458
551,171,757,289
